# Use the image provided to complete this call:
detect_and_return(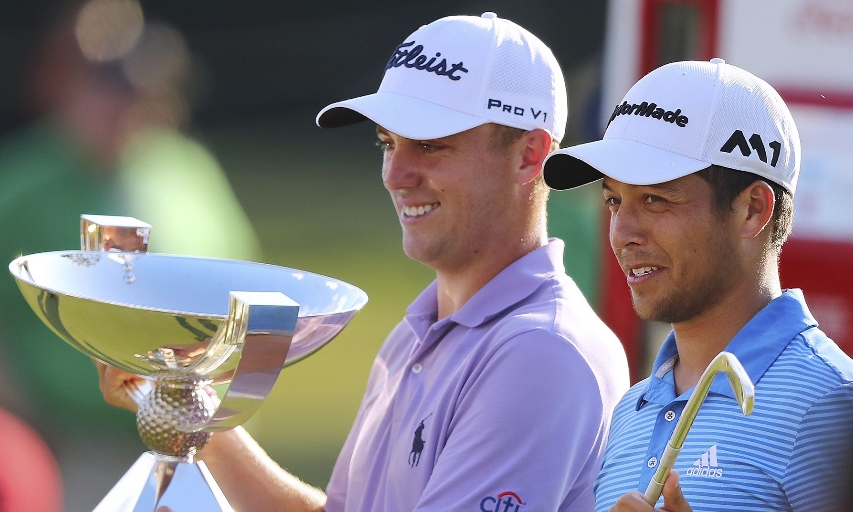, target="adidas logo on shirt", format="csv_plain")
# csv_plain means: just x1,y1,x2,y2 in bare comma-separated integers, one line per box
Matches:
685,444,723,478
